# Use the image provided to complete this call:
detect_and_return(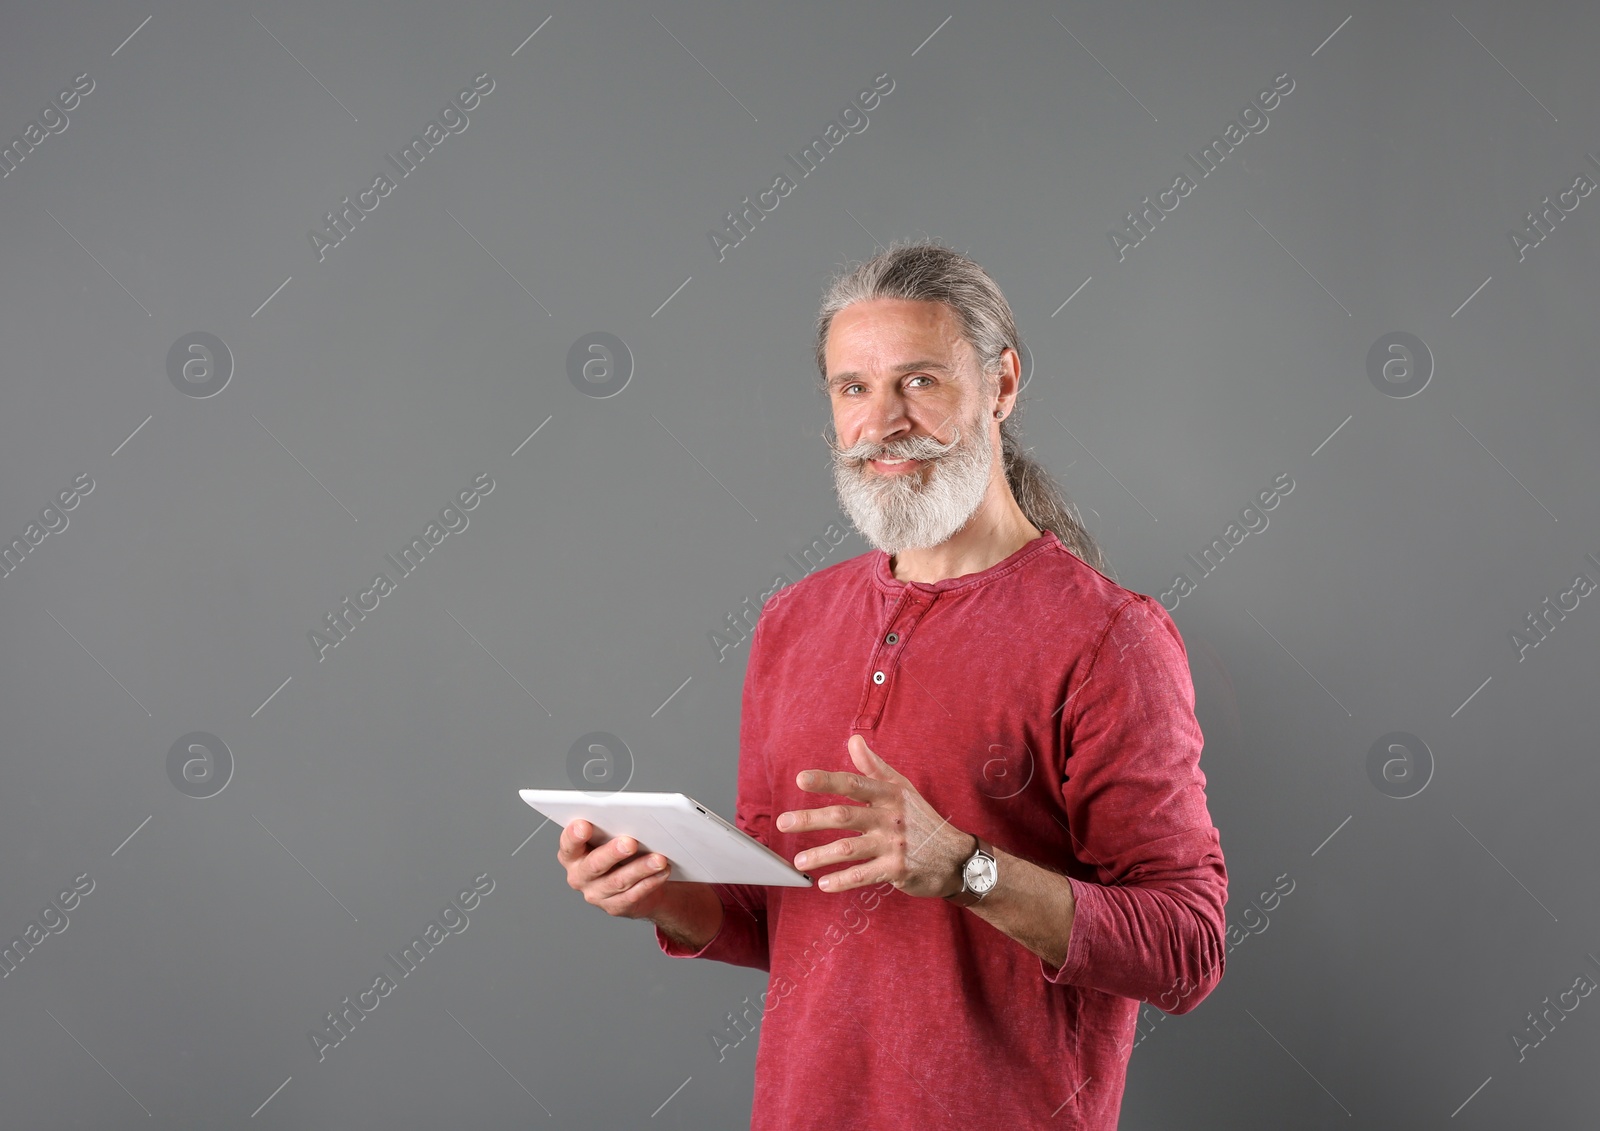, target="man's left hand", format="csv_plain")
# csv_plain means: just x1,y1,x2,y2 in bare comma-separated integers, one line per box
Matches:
777,735,971,899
